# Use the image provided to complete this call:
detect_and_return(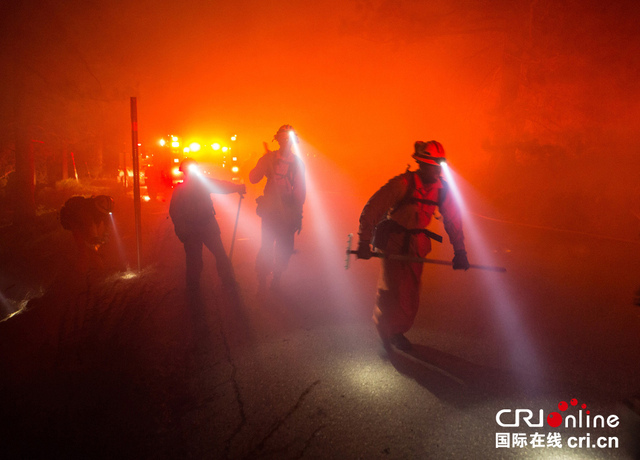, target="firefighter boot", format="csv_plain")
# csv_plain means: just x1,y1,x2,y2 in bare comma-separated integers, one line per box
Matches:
389,333,412,352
